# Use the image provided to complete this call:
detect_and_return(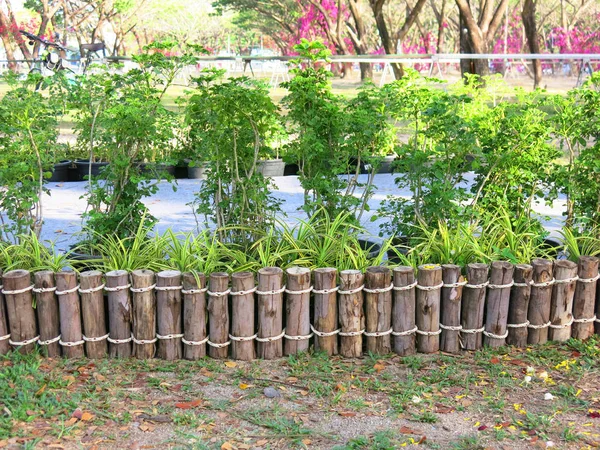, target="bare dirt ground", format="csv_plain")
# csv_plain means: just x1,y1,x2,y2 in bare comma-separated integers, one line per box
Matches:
1,335,600,449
